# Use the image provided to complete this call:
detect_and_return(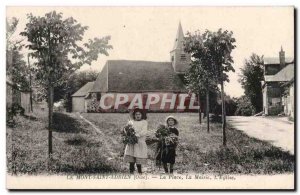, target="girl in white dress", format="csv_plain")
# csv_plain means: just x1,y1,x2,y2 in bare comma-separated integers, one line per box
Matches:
123,108,148,174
